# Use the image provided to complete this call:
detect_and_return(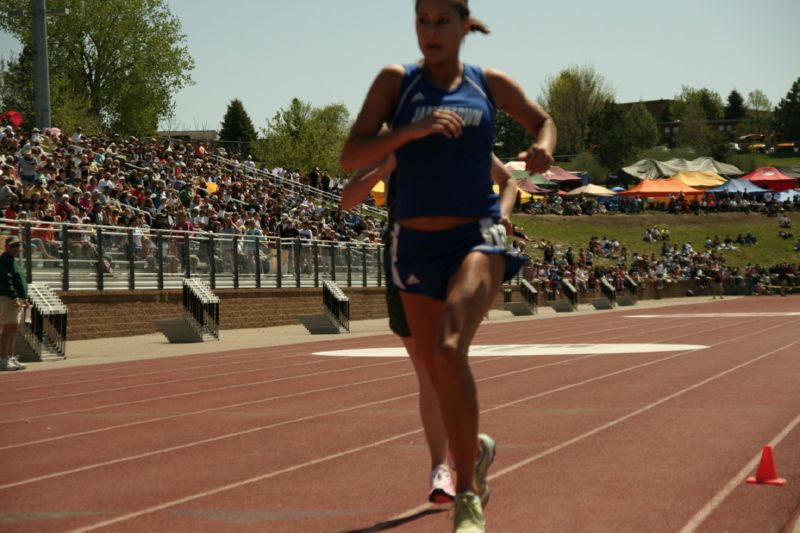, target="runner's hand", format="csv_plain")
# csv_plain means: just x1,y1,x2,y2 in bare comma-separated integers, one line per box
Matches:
408,110,464,140
518,143,554,175
498,216,512,237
